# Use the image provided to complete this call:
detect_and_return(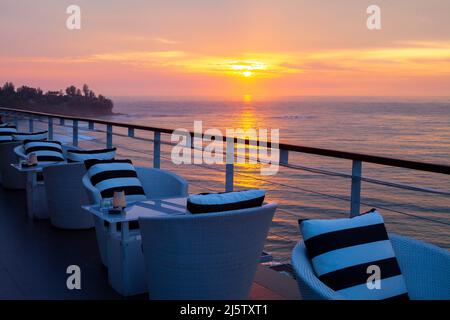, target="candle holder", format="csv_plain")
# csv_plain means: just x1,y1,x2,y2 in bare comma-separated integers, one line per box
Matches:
27,153,38,166
112,190,126,210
